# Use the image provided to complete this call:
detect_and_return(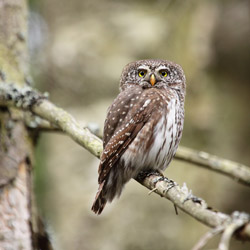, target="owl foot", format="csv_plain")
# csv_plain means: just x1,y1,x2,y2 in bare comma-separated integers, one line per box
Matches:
162,178,177,193
142,169,165,178
136,170,158,181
